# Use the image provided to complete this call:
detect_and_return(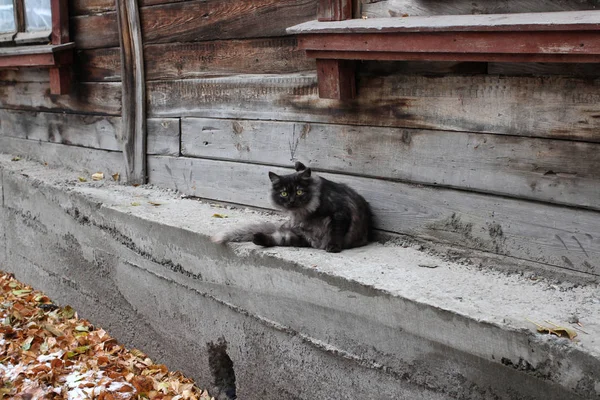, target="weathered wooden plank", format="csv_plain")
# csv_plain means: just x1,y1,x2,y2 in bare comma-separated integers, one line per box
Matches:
70,0,186,15
147,73,600,142
0,68,52,82
180,118,600,210
357,0,600,19
75,48,121,82
117,0,147,184
0,136,123,176
148,156,600,276
318,0,352,21
488,62,600,77
289,11,600,34
144,38,315,80
71,12,119,49
0,109,179,155
76,38,314,82
73,0,316,49
0,81,121,115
